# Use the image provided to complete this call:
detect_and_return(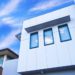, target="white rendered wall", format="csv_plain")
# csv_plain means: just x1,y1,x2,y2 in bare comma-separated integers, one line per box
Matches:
18,5,75,73
3,59,20,75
